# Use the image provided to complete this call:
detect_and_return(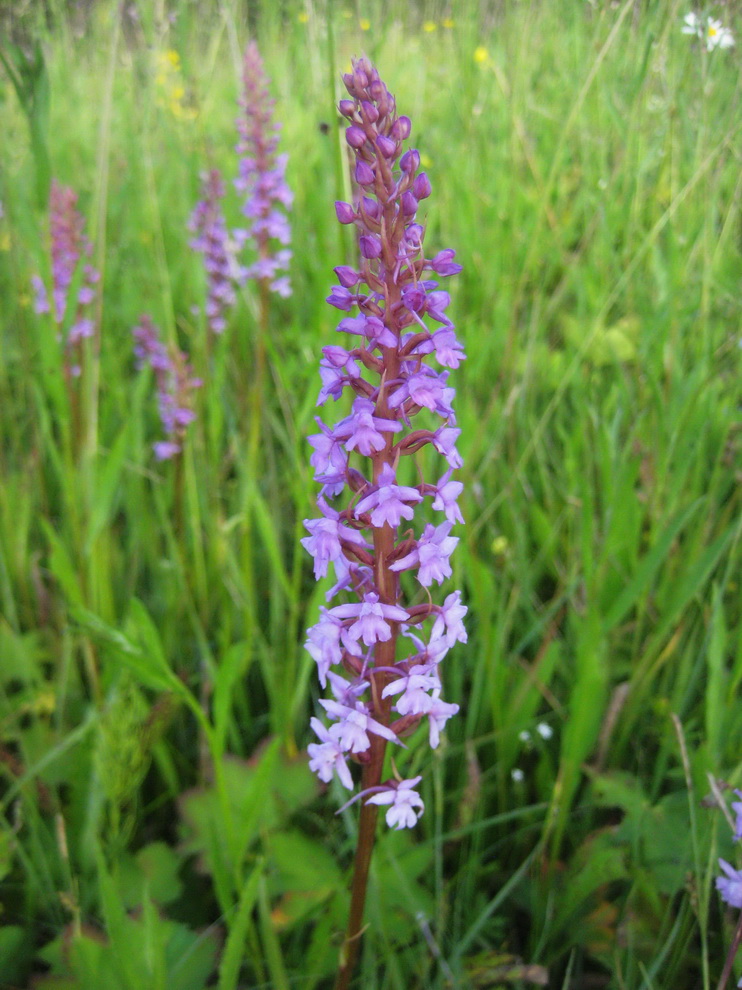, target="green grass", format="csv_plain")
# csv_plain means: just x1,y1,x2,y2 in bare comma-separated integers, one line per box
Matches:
0,0,740,987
